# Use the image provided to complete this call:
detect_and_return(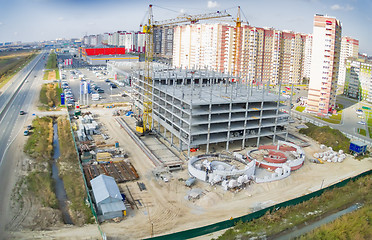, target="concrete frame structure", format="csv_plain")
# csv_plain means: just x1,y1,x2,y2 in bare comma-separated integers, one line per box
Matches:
130,68,290,156
307,14,342,114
